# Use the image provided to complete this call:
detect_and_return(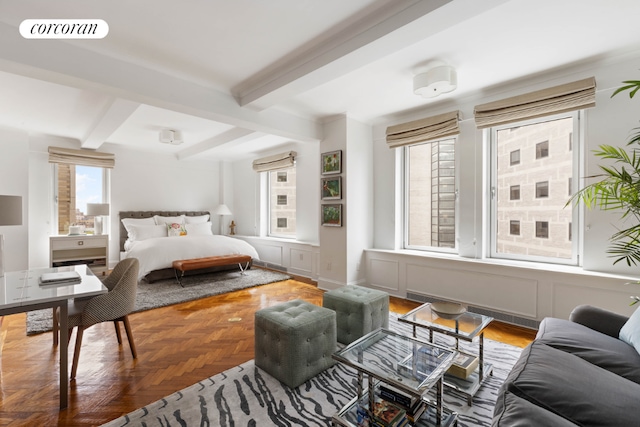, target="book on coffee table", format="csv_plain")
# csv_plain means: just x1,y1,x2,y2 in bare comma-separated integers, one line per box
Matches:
446,351,479,379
